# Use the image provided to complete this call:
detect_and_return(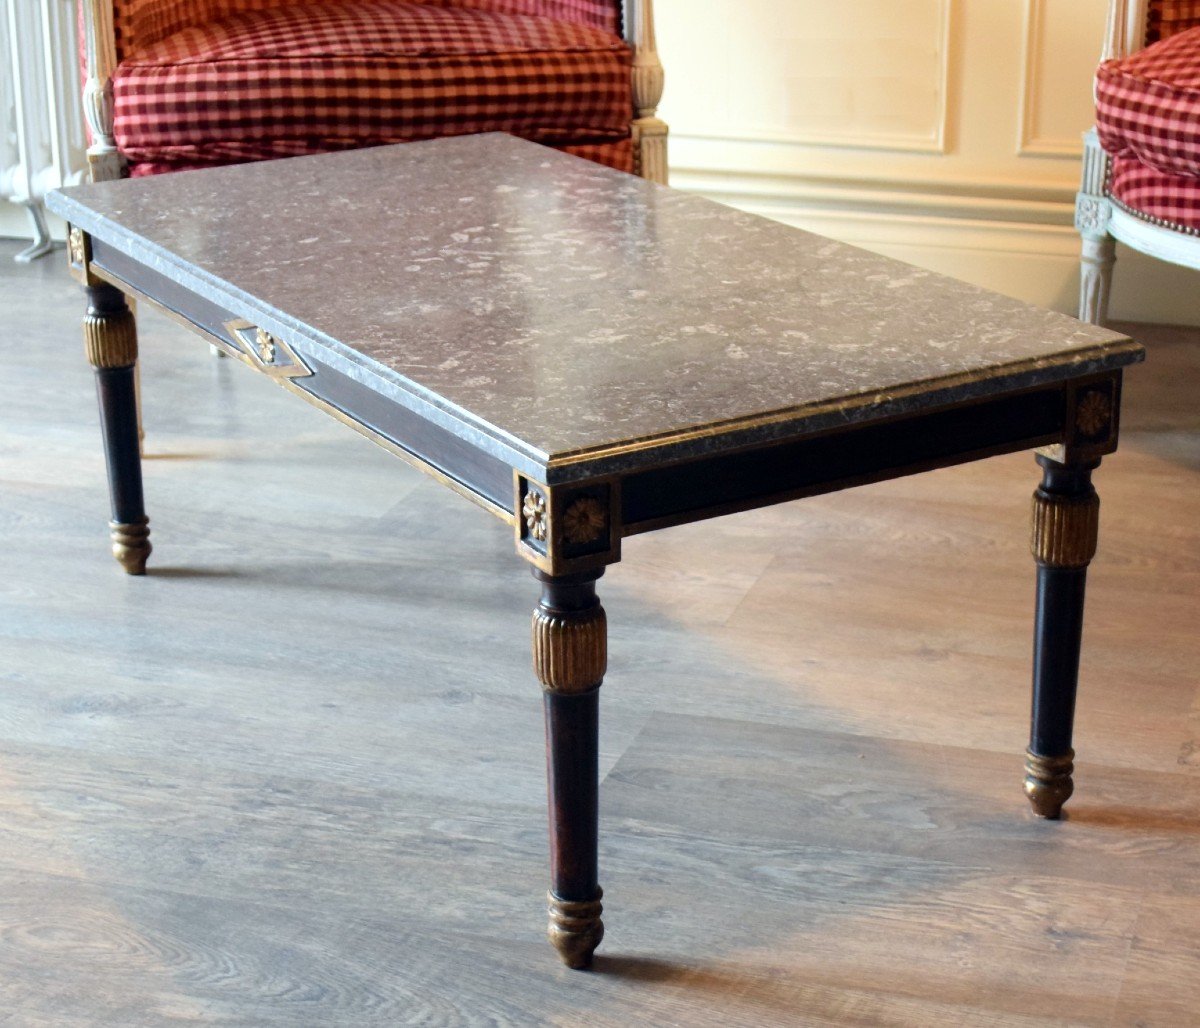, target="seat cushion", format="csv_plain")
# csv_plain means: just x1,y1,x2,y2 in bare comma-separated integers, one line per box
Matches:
1108,153,1200,231
113,1,632,172
1096,26,1200,180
